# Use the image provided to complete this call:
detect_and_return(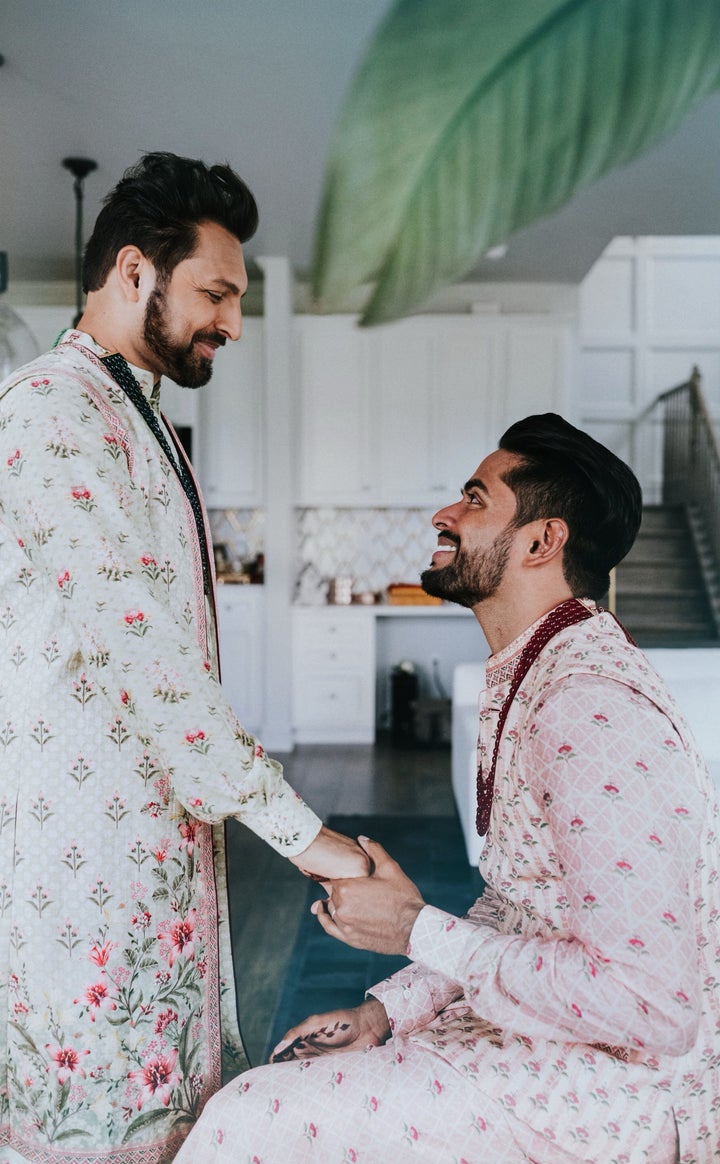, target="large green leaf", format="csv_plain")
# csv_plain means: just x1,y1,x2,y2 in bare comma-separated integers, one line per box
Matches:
313,0,720,324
